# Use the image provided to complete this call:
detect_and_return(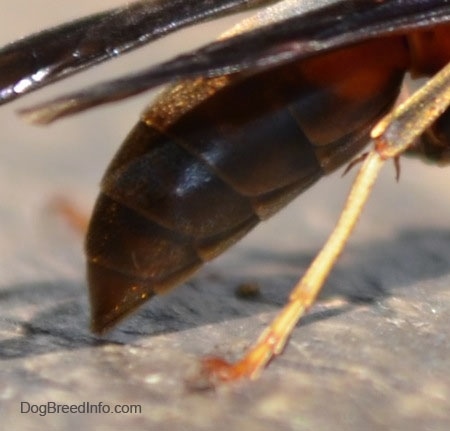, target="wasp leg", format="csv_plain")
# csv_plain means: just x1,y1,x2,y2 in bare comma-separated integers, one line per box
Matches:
49,196,89,236
201,62,450,384
201,151,384,382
